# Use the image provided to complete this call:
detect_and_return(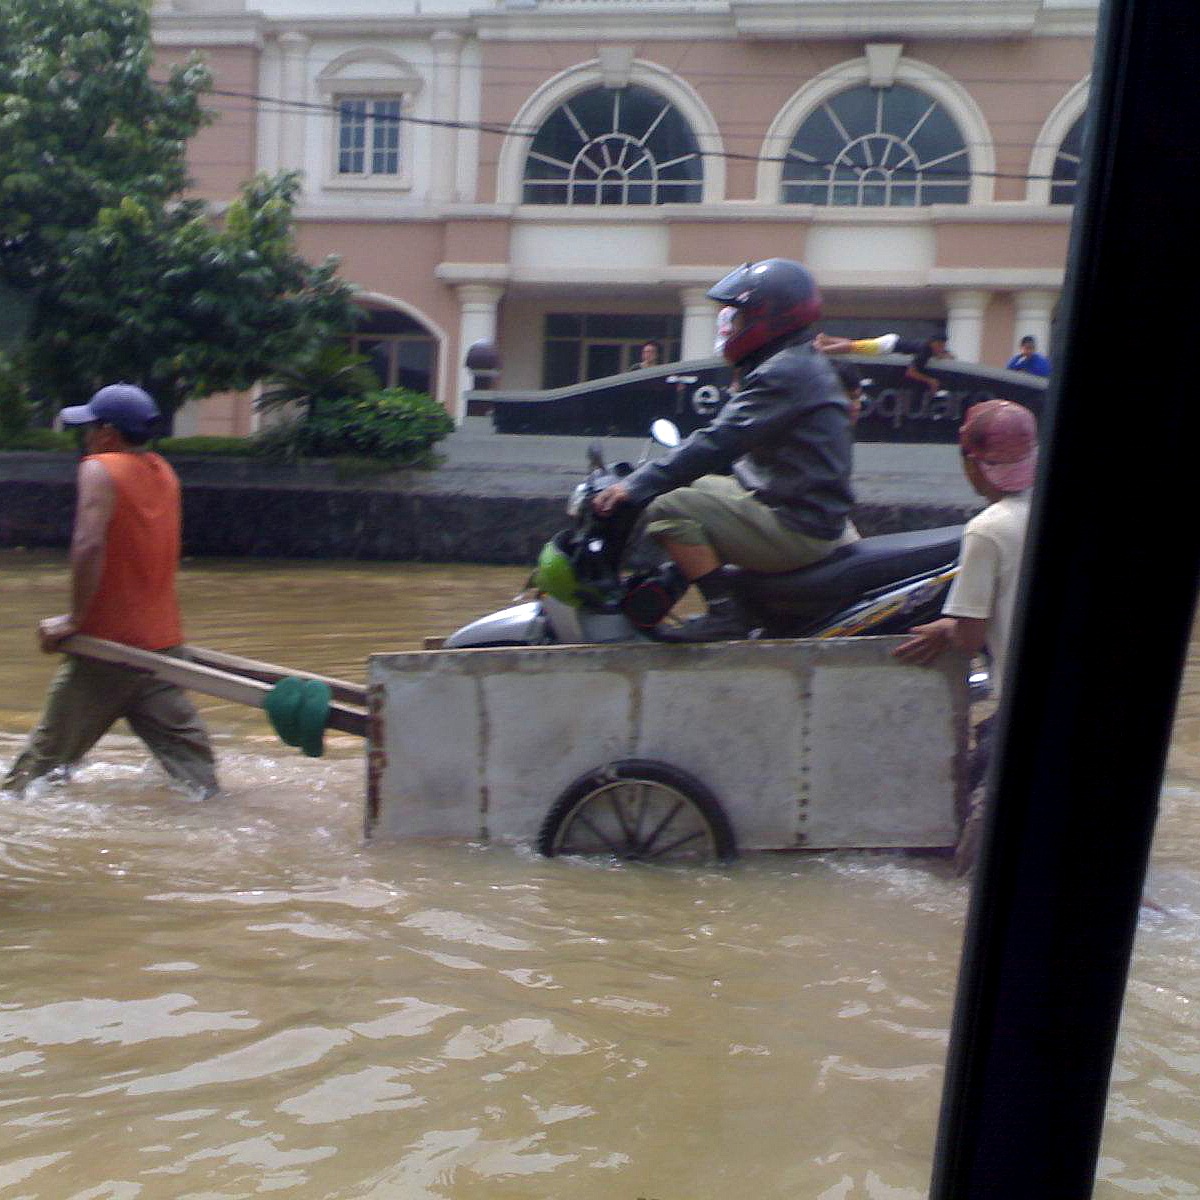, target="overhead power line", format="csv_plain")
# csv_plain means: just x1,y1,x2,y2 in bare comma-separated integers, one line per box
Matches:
159,80,1082,185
